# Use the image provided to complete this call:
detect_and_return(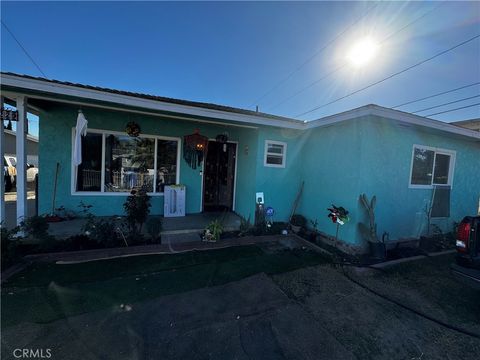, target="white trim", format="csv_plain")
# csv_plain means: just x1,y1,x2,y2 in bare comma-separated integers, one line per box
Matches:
1,90,260,130
0,95,5,223
232,141,238,212
3,80,479,140
15,96,27,224
71,127,181,196
408,144,456,189
153,138,158,192
264,140,287,168
100,133,106,192
1,74,302,129
306,104,480,140
4,129,39,143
